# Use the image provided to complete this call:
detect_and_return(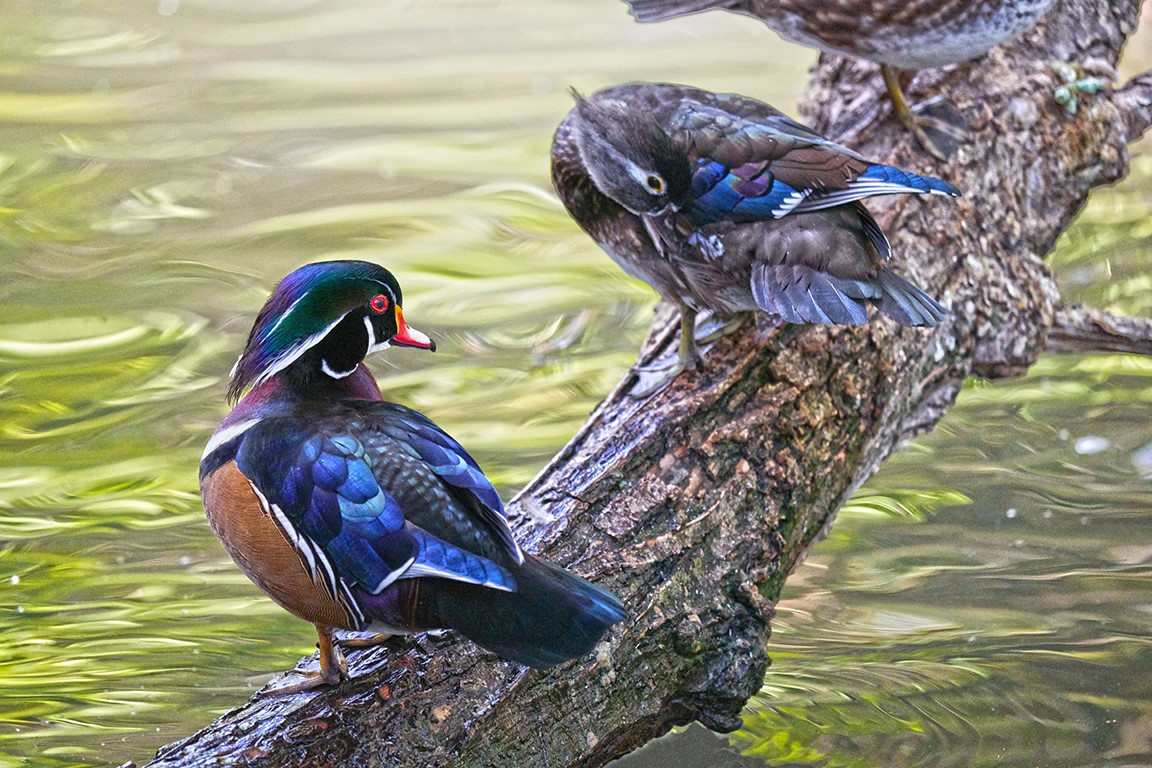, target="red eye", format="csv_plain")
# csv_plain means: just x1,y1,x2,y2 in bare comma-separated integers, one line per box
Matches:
369,294,390,314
